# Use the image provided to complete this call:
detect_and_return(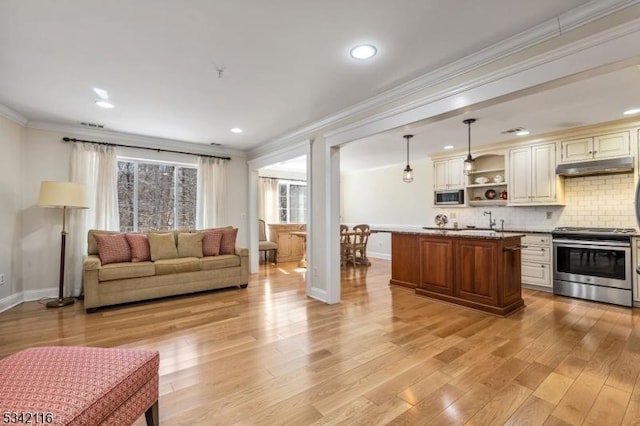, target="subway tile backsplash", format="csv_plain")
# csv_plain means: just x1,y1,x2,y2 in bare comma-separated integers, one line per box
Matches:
435,172,638,231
